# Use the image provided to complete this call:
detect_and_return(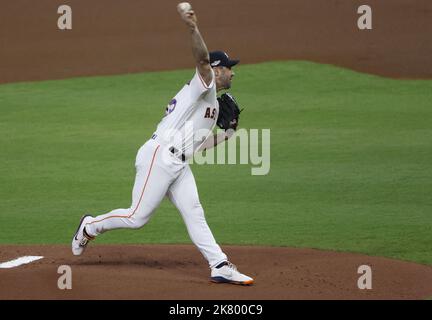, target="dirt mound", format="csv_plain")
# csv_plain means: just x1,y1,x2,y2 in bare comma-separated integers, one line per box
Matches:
1,245,431,299
1,0,431,84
